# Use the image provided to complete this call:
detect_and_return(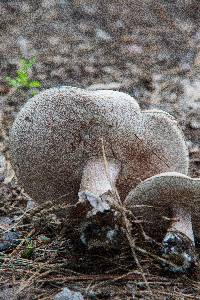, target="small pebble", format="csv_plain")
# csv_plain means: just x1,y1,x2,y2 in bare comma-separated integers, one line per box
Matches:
26,199,36,210
0,231,21,252
0,287,15,300
54,287,84,300
95,29,111,41
189,120,200,129
0,217,12,227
